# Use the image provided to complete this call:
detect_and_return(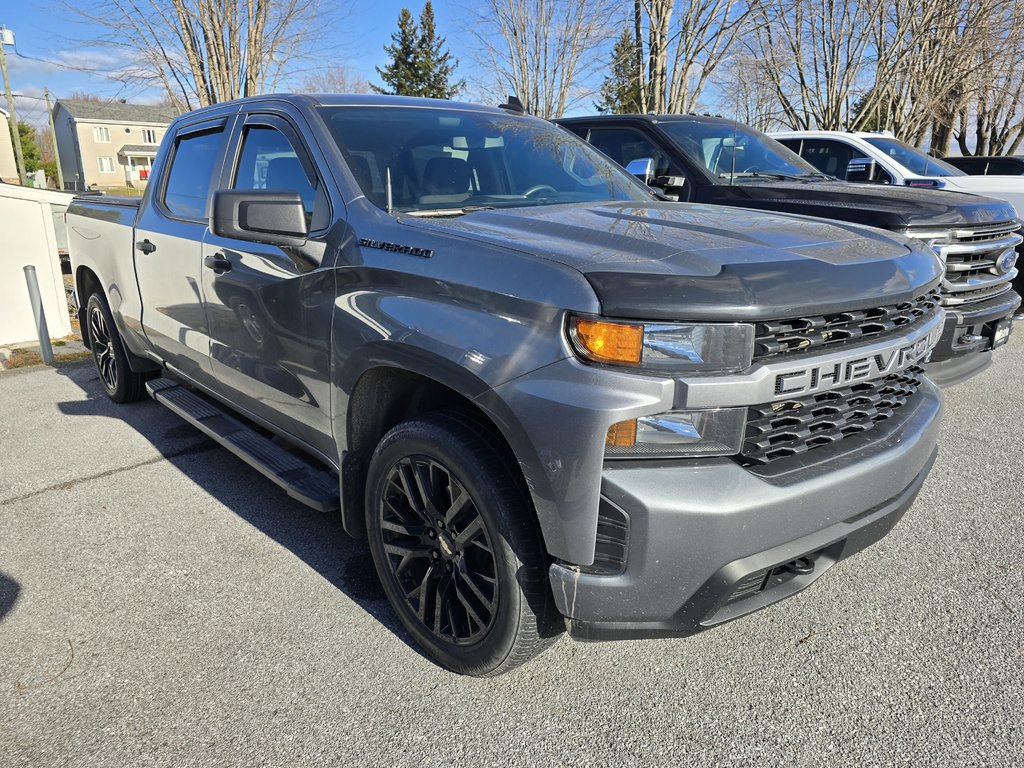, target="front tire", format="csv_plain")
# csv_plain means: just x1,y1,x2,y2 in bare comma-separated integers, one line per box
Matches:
85,292,149,403
365,411,559,676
